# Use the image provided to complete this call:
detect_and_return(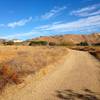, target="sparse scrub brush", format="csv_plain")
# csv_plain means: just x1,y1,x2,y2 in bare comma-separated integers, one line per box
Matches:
0,64,22,90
